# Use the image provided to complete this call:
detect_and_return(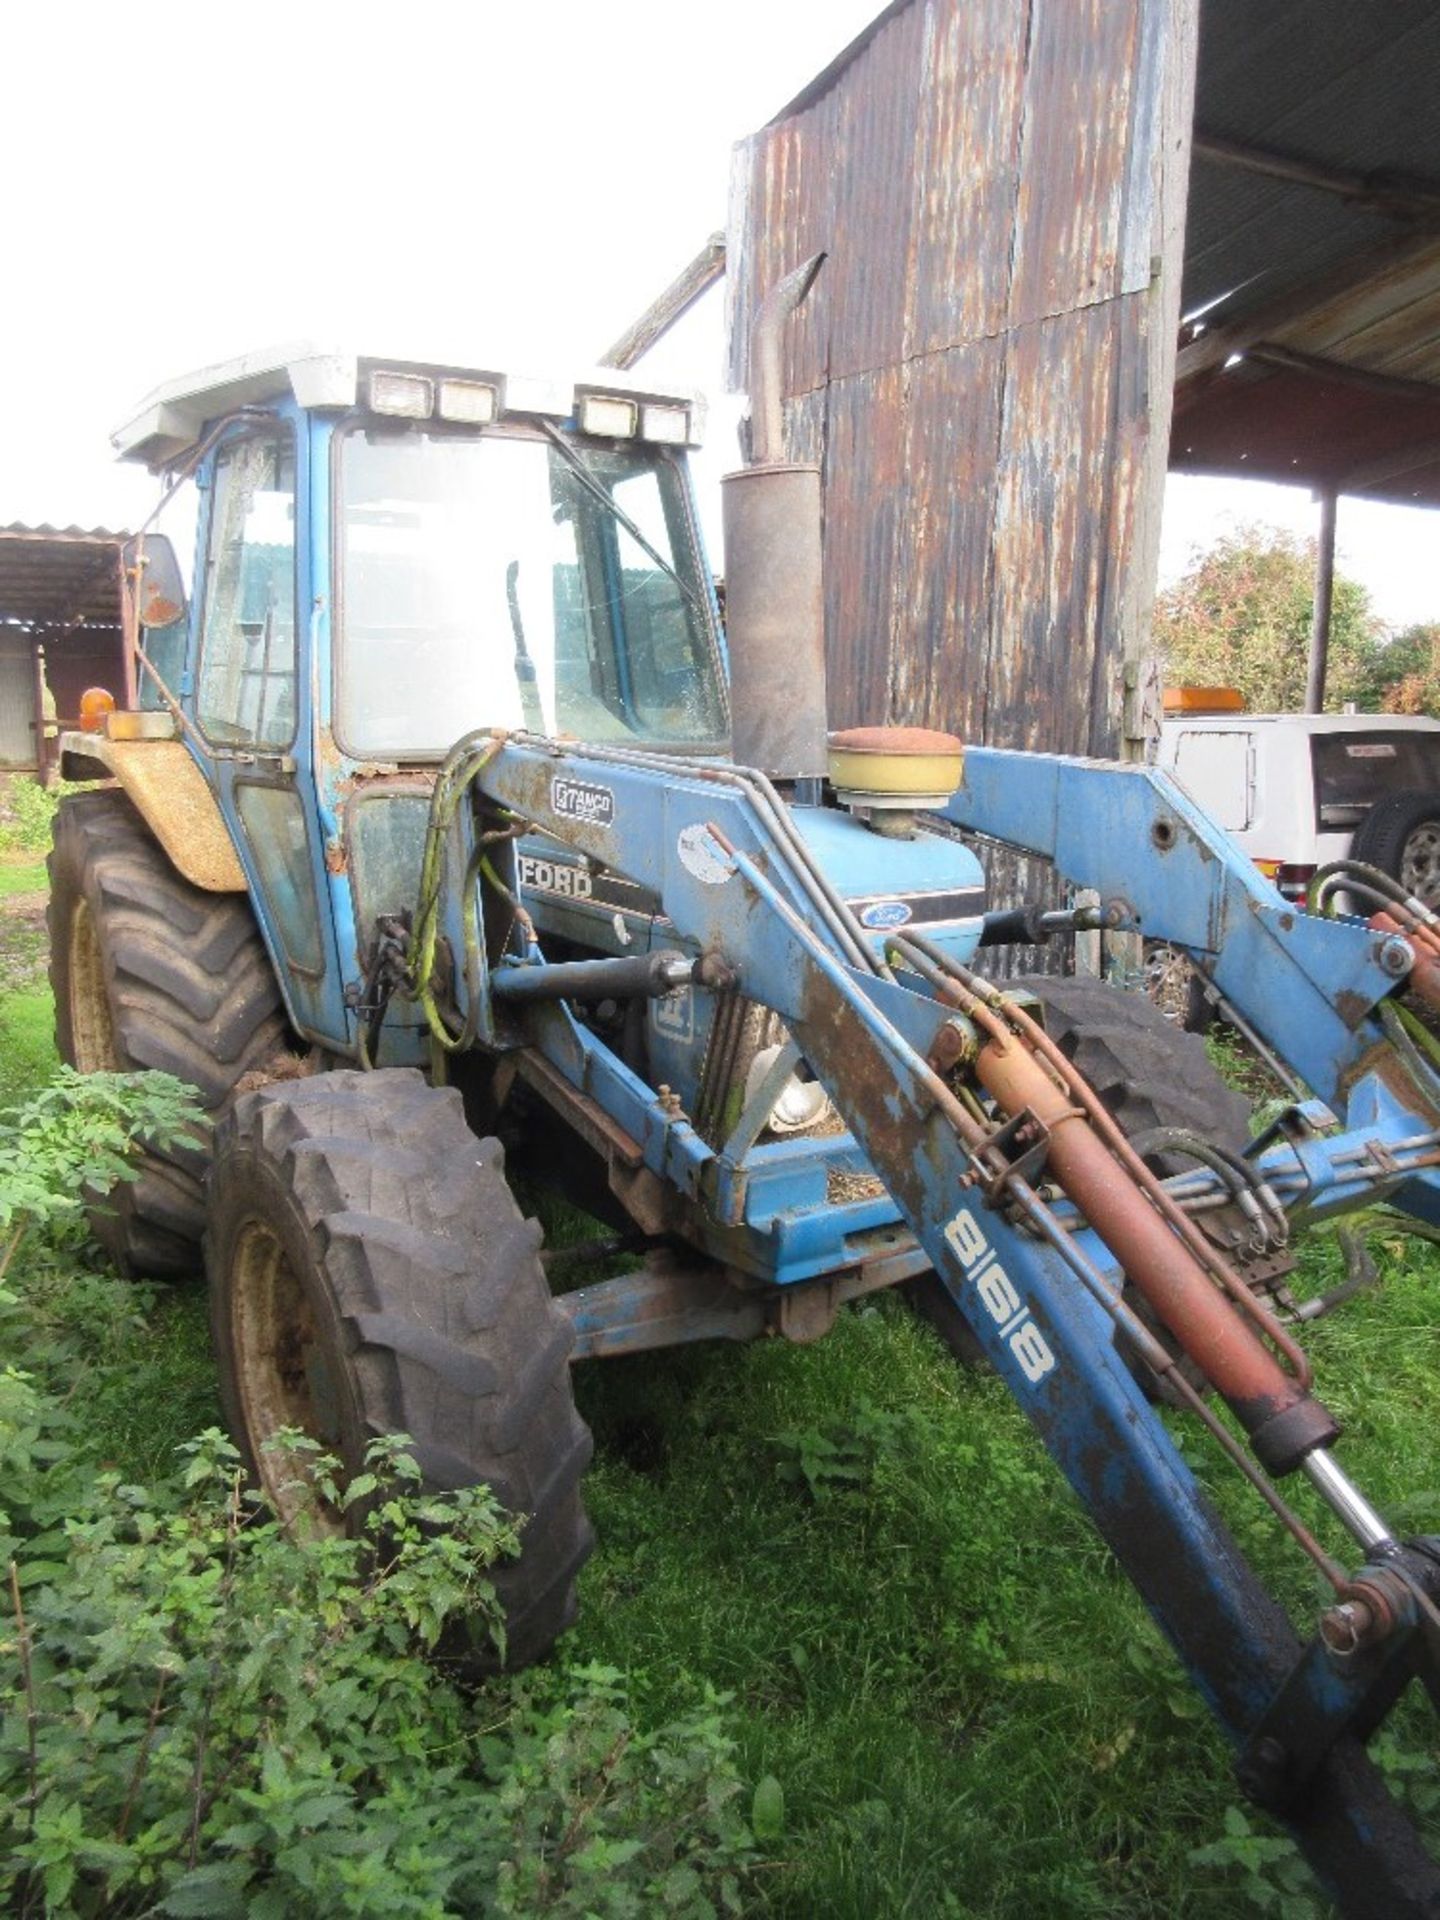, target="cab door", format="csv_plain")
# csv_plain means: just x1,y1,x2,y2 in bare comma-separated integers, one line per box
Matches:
189,419,344,1044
